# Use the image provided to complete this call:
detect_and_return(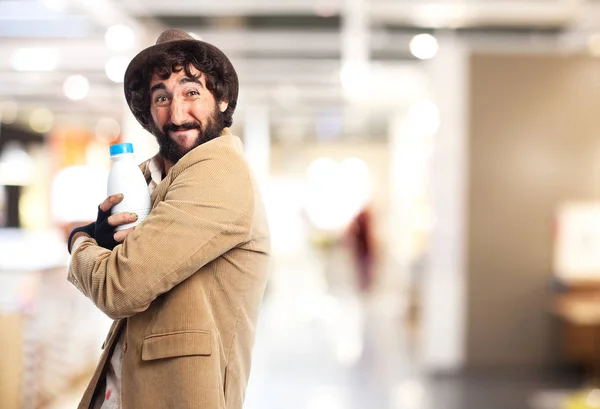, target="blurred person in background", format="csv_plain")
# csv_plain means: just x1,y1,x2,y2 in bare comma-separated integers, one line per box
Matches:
346,205,376,293
66,29,270,409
